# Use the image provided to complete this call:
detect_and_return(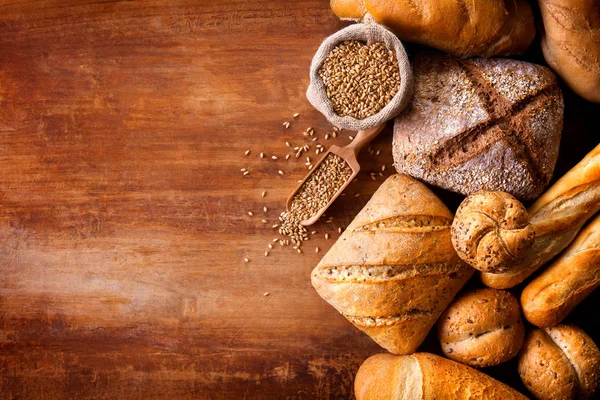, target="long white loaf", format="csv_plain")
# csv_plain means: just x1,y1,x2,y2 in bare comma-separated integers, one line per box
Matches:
481,143,600,288
521,214,600,327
